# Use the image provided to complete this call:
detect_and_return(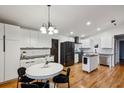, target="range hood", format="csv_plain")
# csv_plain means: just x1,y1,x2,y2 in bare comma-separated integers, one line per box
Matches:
74,36,81,44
